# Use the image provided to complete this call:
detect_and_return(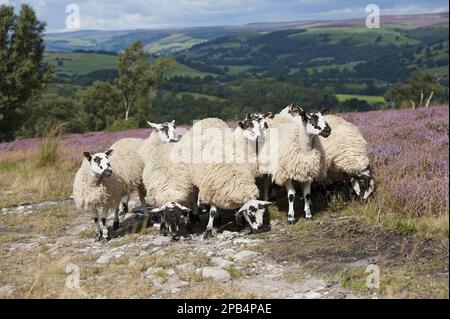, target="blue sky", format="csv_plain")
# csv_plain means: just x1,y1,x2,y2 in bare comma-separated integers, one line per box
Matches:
0,0,448,32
